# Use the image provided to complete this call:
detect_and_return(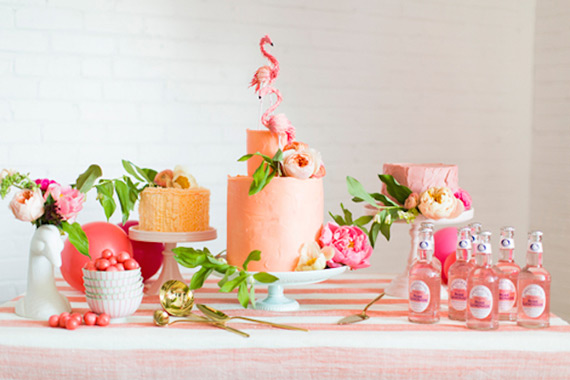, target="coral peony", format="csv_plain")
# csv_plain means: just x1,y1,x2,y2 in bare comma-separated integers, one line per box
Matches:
44,183,85,223
295,241,335,271
418,187,458,220
404,193,419,209
9,188,45,222
454,188,472,211
282,149,320,179
318,222,373,269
